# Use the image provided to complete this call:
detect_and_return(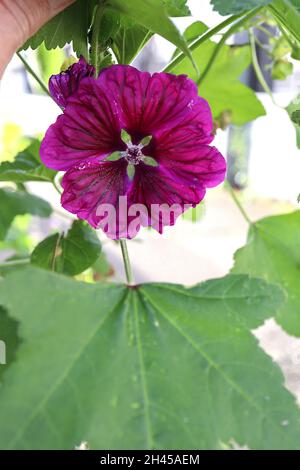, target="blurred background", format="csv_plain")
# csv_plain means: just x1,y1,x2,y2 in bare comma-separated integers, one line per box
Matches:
1,0,300,406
